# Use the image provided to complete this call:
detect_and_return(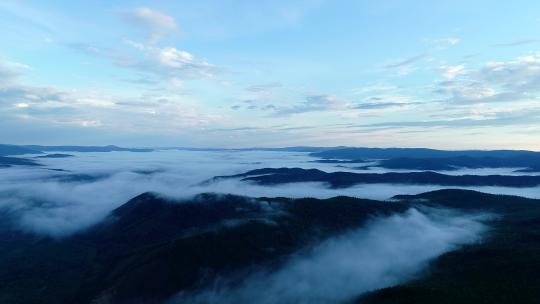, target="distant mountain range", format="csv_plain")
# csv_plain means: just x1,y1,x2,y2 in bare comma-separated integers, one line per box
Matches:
372,155,540,172
213,167,540,188
164,146,338,152
1,144,337,156
23,145,153,153
2,144,539,158
2,144,540,172
311,147,540,160
0,144,42,156
0,144,153,155
35,153,74,158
